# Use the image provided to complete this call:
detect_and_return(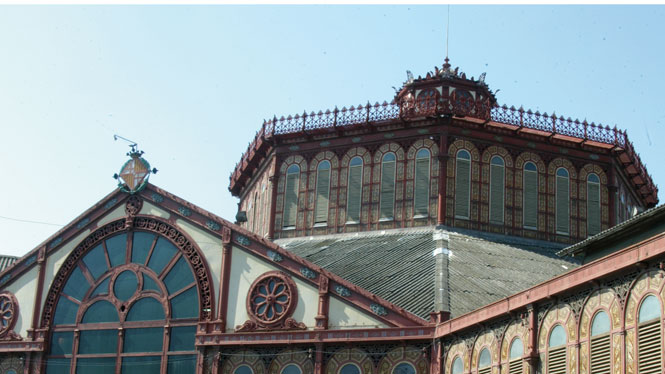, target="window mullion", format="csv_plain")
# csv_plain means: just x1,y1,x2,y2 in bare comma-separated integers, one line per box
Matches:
71,330,81,374
161,325,169,374
158,252,182,280
143,234,160,267
125,231,134,265
116,329,124,374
